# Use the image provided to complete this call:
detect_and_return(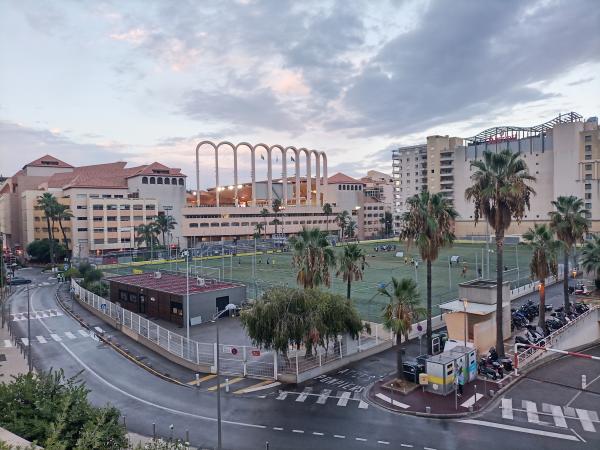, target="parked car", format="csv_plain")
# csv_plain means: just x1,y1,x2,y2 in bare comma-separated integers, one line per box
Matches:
9,277,32,285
